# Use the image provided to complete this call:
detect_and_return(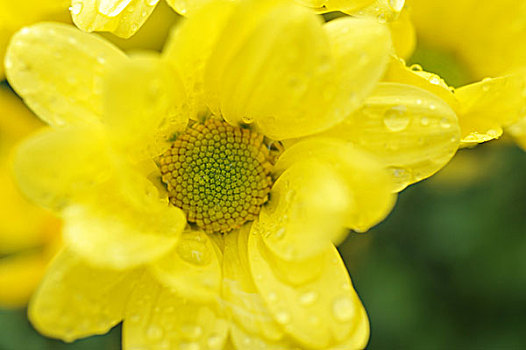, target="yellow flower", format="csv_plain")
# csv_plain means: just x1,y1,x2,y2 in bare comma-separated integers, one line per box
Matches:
404,0,526,147
70,0,406,38
0,87,61,308
6,0,460,348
